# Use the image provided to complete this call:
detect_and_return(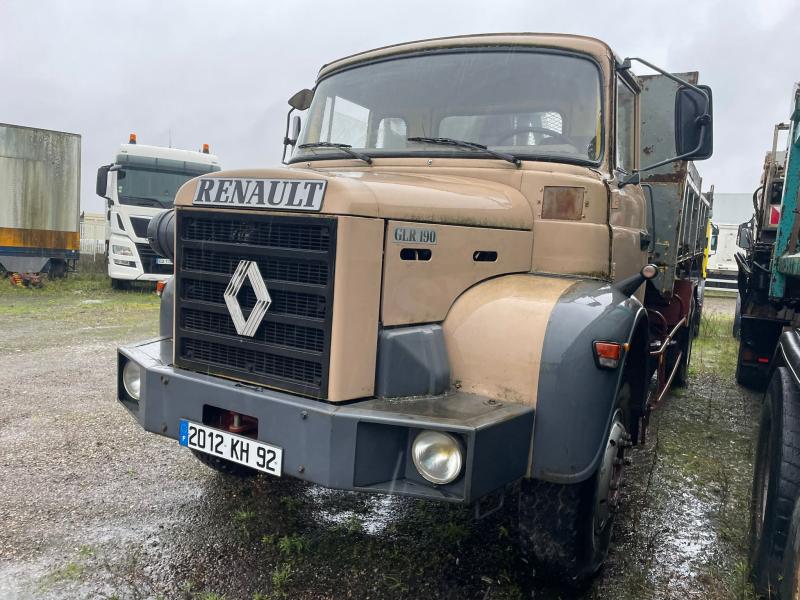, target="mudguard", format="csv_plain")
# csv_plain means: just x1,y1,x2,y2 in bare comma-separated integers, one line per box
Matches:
533,280,646,483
